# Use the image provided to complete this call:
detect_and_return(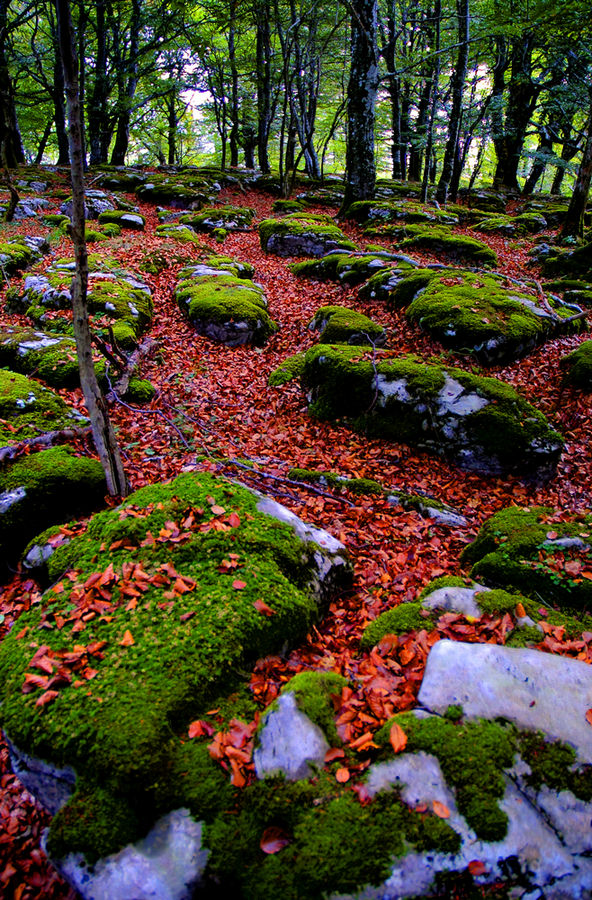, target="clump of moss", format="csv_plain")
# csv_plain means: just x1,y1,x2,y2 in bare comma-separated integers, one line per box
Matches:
268,352,306,386
273,199,306,214
365,224,498,267
0,326,107,389
376,712,516,841
155,223,204,244
361,603,434,649
179,205,255,232
517,731,592,801
259,216,356,257
560,341,592,390
472,212,547,235
123,378,156,404
0,368,87,446
343,199,459,228
418,576,471,601
0,238,35,276
97,210,145,230
280,671,347,745
309,305,386,346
